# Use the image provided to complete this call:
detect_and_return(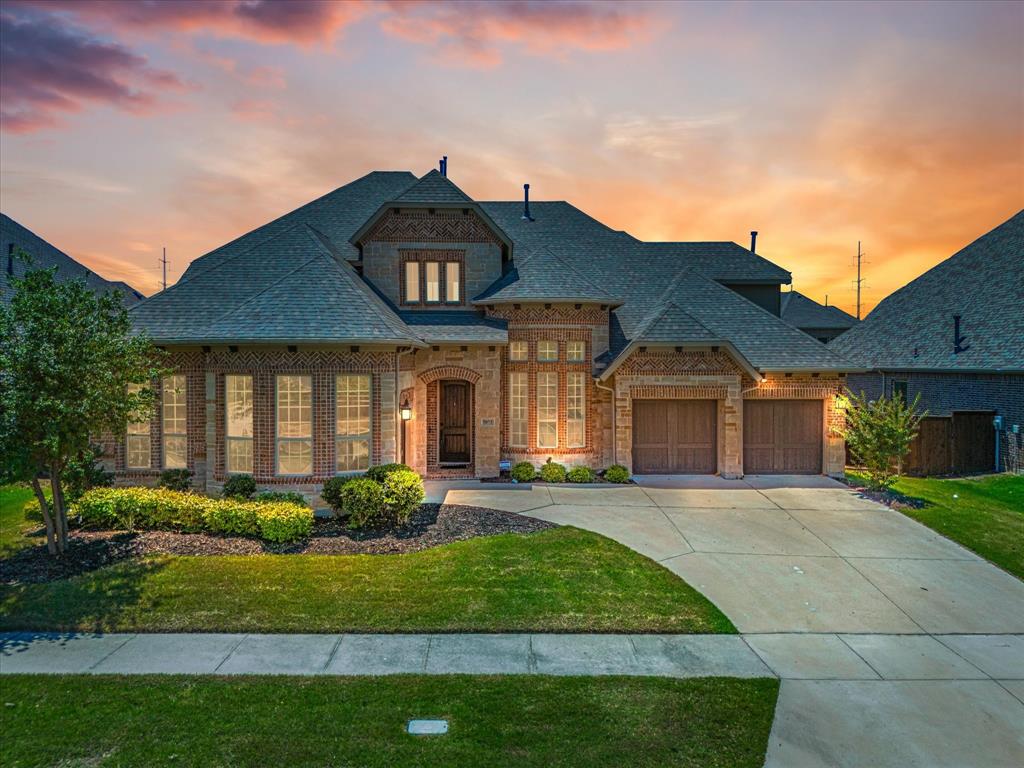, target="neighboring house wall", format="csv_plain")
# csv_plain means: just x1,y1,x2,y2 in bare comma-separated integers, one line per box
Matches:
360,208,503,308
847,370,1024,471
